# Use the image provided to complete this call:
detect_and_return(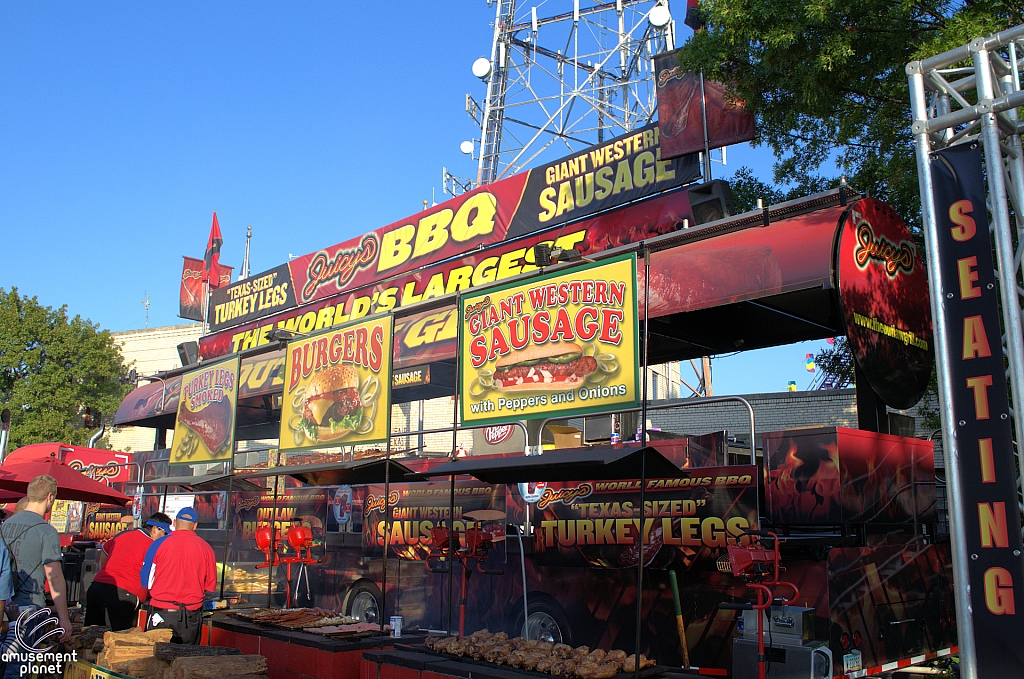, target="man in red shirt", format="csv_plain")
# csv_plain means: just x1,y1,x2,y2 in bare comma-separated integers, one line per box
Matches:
84,513,171,630
140,508,216,644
